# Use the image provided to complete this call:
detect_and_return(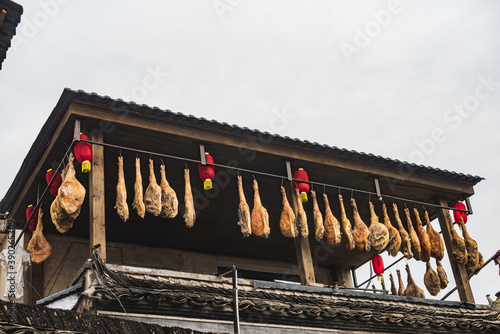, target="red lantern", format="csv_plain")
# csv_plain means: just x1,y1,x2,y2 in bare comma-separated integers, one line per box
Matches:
372,254,384,275
452,201,468,224
73,133,92,173
46,169,62,197
26,205,39,232
198,152,215,190
293,168,310,202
